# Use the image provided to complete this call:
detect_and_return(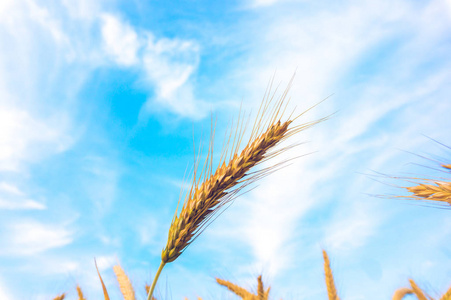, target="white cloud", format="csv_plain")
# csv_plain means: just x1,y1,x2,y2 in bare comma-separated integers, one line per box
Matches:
324,202,380,251
0,182,45,211
0,278,12,300
99,13,204,119
0,221,73,256
101,14,140,66
0,105,73,172
0,198,46,210
141,35,202,118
